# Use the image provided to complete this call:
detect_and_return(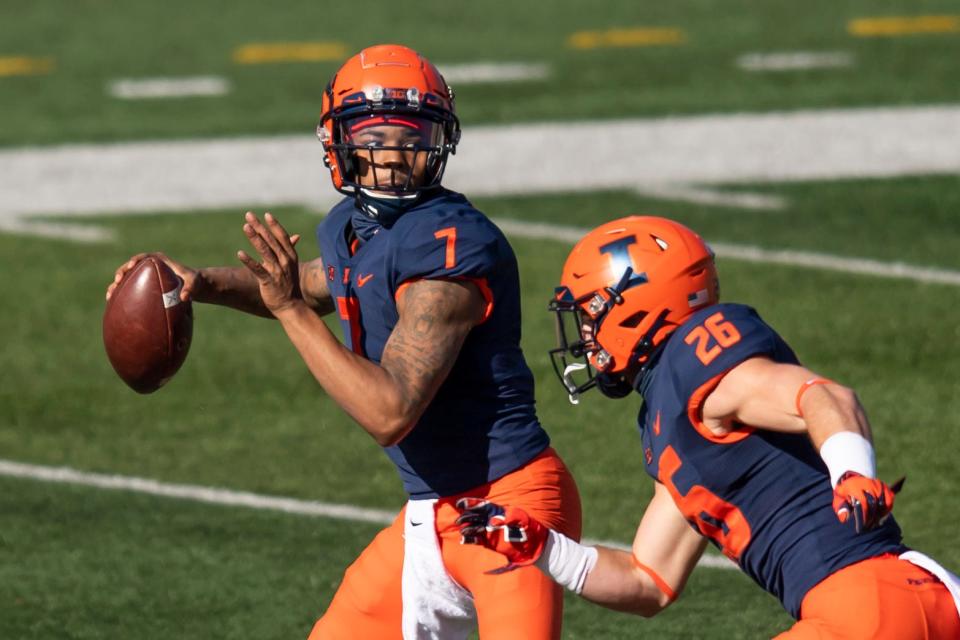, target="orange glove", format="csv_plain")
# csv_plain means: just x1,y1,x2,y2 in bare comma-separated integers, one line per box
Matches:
455,498,548,574
832,471,904,533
